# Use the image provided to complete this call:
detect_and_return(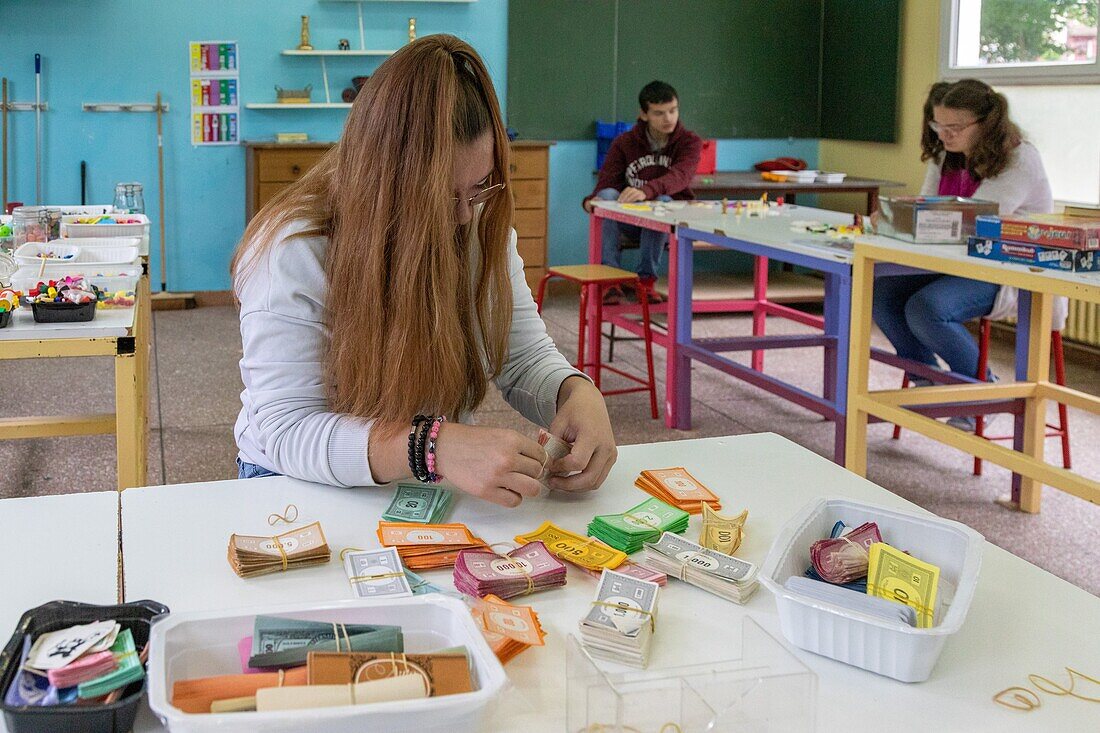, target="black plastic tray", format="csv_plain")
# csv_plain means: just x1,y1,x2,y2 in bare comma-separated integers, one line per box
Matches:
0,310,11,328
31,300,97,324
0,600,169,733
